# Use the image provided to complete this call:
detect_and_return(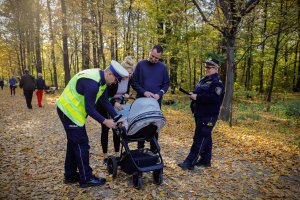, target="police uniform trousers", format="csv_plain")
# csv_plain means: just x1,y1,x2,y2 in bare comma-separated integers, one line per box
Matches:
185,116,218,165
57,107,92,182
